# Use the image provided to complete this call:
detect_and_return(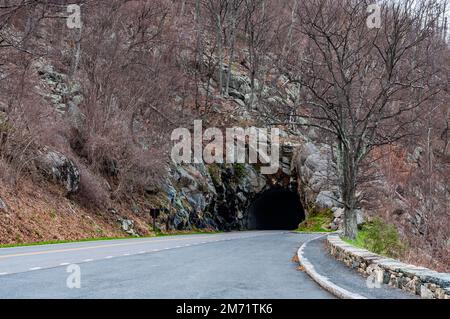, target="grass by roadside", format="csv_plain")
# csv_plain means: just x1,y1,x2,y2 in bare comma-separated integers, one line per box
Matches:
154,229,223,237
295,208,334,233
0,229,223,248
0,236,129,248
342,218,406,259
